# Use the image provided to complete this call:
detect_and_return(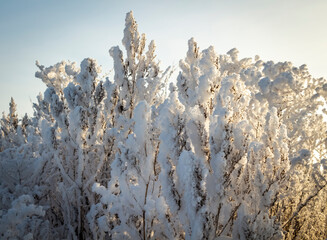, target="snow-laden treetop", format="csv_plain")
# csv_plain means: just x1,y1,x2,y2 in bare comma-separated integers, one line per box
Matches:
0,11,326,240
